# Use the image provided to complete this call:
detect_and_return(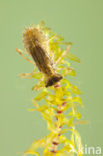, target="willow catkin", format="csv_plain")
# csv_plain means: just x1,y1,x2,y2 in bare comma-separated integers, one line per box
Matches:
23,27,62,87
